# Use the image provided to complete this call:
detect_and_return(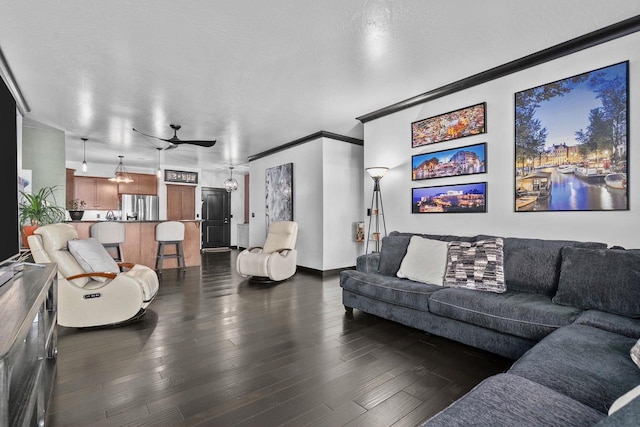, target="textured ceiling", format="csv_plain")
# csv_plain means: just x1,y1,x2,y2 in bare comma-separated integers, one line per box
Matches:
2,1,640,173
